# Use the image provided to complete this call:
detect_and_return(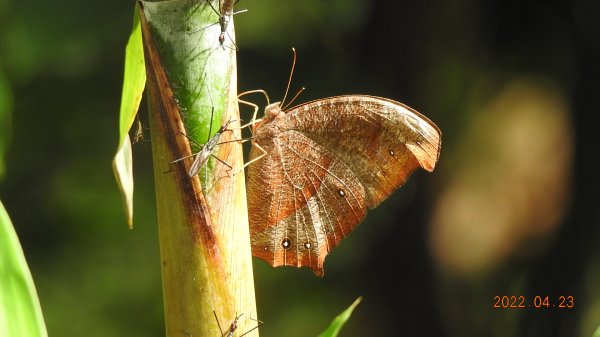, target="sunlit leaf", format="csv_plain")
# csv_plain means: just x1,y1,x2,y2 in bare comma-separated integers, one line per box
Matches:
113,136,134,227
0,200,48,337
592,324,600,337
112,3,146,229
317,297,362,337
